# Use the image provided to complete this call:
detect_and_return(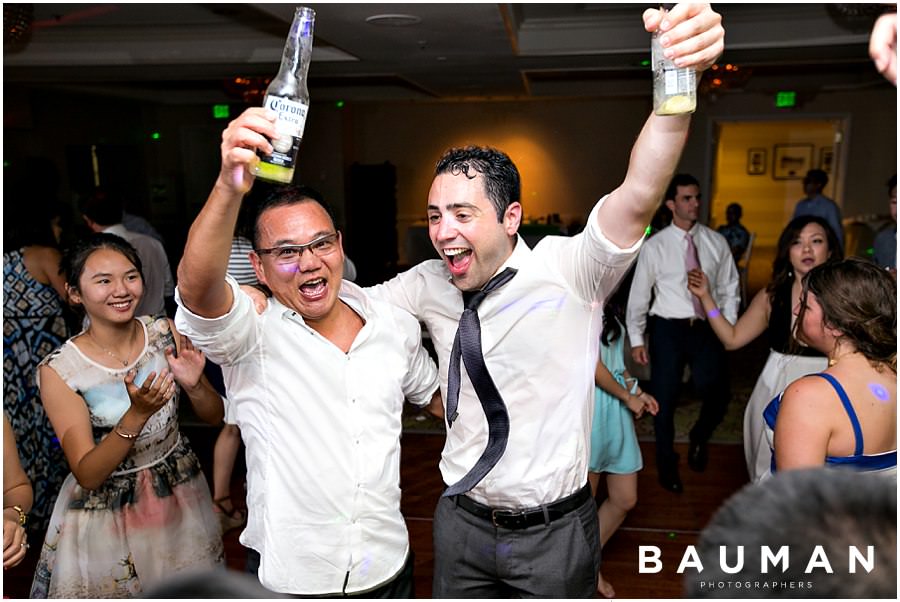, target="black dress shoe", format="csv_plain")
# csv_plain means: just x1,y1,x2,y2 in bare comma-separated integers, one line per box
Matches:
688,440,709,472
658,466,683,493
